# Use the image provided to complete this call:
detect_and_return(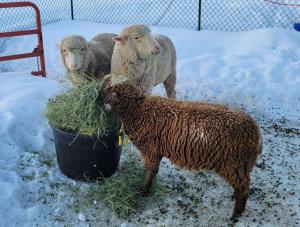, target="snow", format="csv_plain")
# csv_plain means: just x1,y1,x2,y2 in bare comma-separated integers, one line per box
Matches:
78,213,86,222
0,20,299,226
